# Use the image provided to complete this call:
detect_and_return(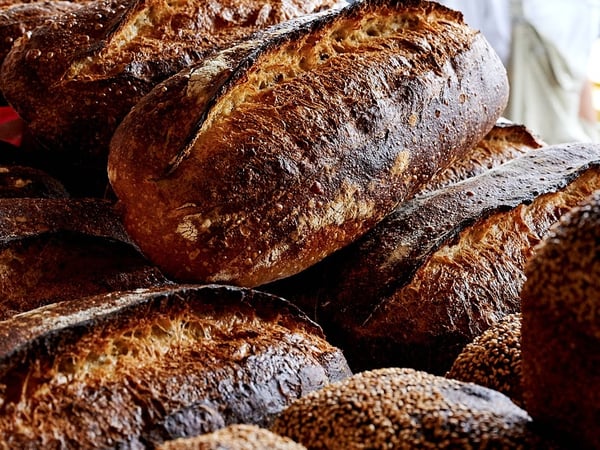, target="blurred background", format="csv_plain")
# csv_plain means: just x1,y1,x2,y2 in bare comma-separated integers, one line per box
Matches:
440,0,600,145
